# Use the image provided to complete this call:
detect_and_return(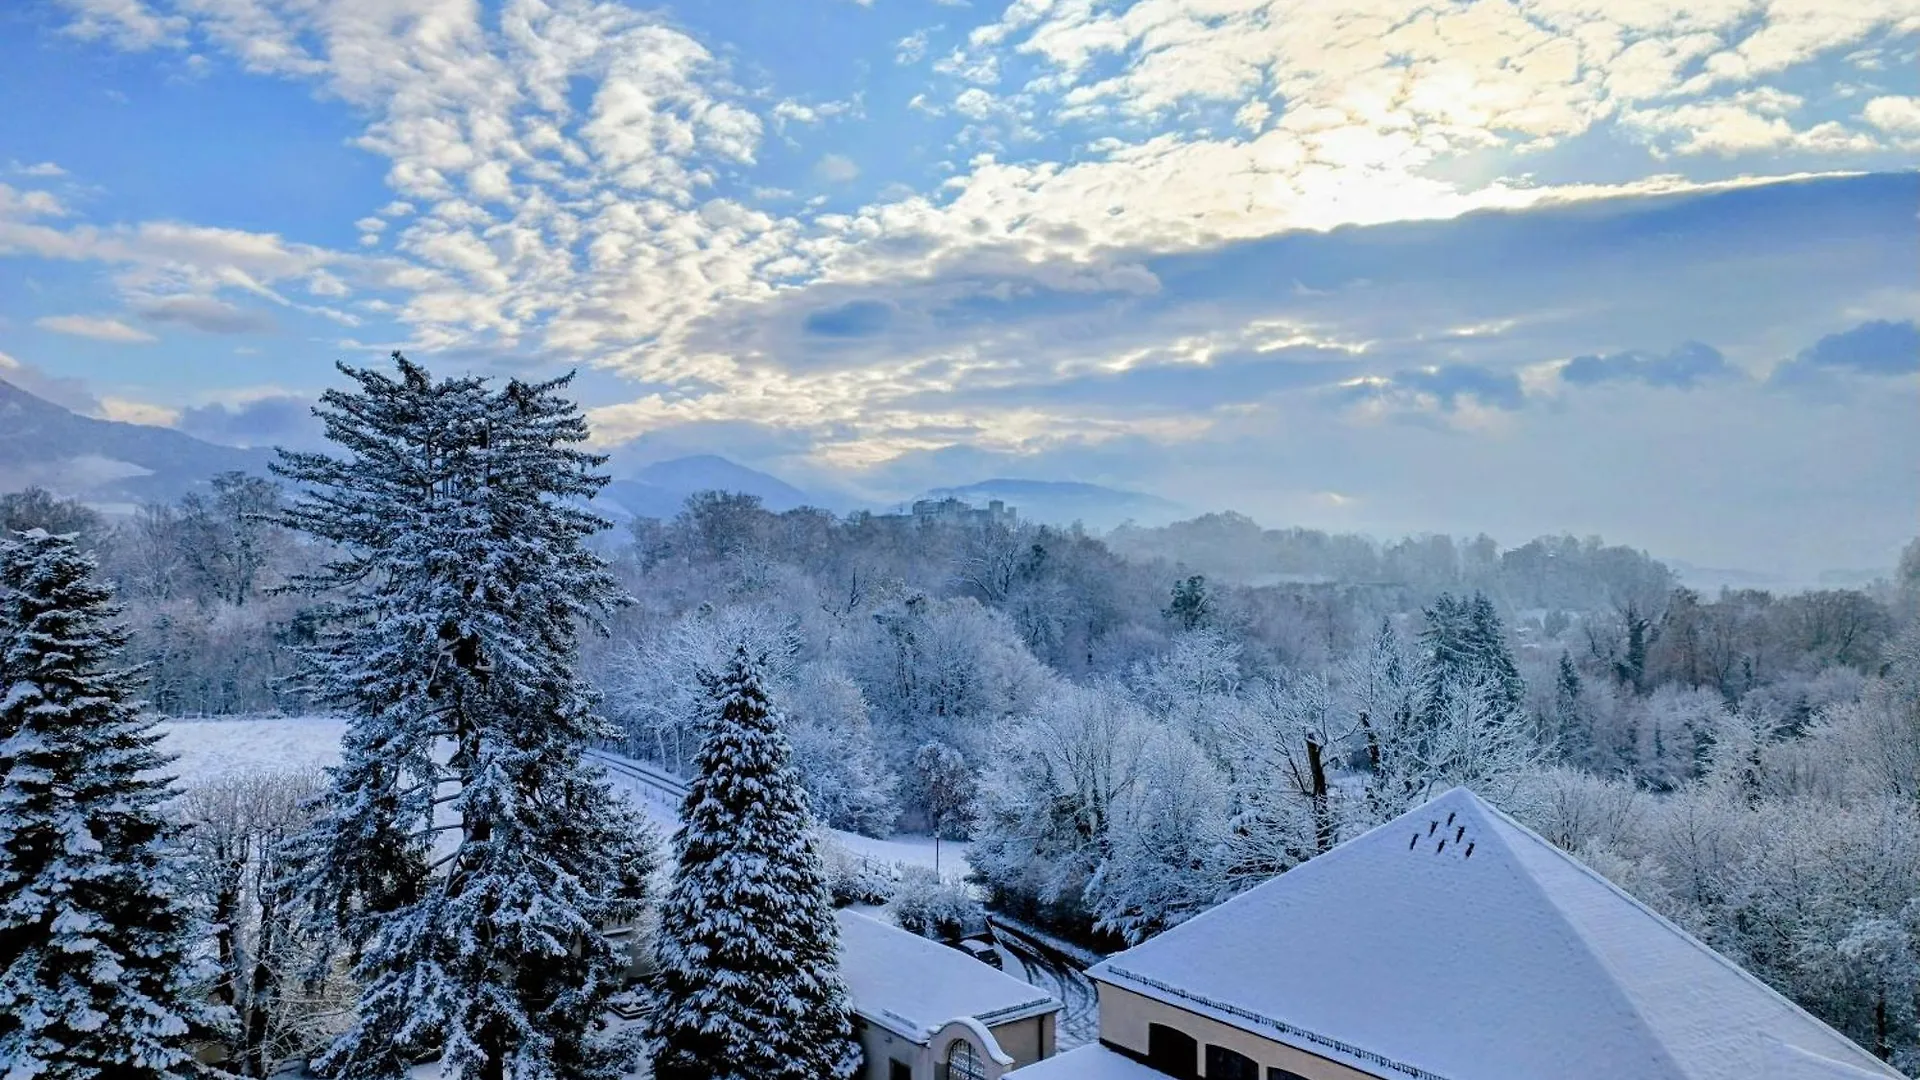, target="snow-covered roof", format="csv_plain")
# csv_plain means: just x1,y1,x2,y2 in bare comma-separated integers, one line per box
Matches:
1086,787,1905,1080
835,910,1060,1043
1005,1044,1166,1080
